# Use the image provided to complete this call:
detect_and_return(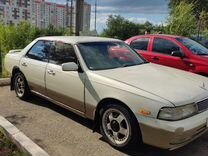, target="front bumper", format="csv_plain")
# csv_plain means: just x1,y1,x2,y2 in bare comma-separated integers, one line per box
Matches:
137,110,208,150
